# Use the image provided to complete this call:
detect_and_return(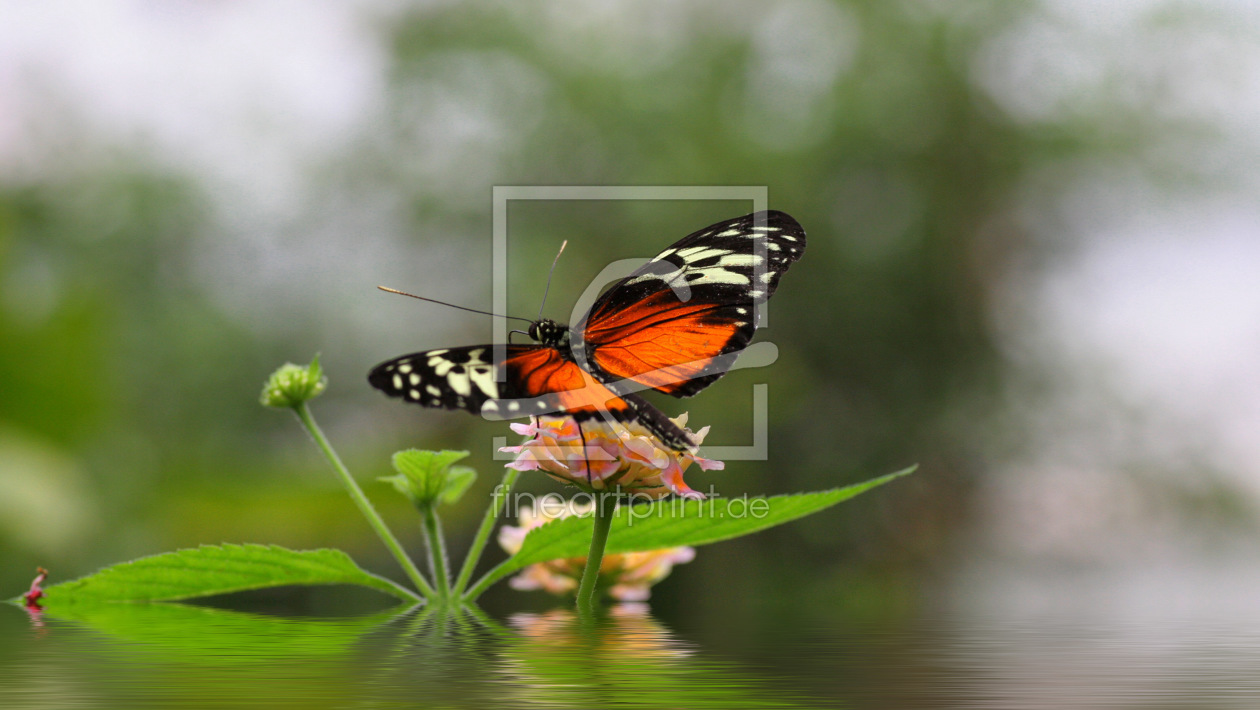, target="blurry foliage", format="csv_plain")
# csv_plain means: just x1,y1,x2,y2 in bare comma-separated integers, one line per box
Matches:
0,1,1175,620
